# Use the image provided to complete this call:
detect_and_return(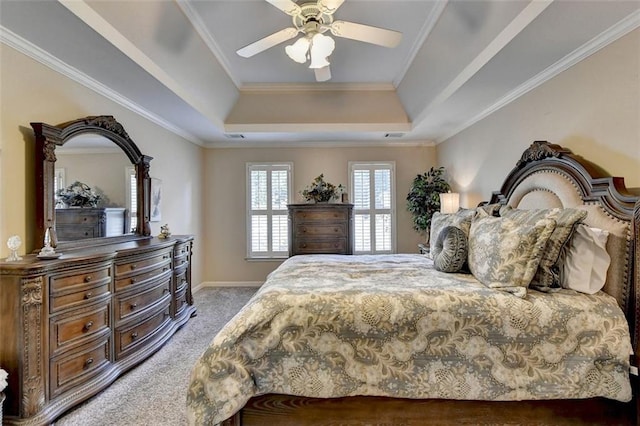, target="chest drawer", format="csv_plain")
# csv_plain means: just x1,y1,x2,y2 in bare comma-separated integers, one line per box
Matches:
50,301,111,356
115,265,171,292
114,277,171,324
173,285,188,318
115,303,171,360
50,264,112,293
174,268,188,292
295,223,347,237
50,337,111,398
294,238,347,254
294,208,348,222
